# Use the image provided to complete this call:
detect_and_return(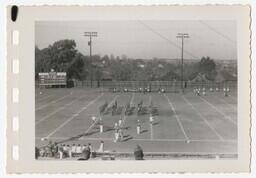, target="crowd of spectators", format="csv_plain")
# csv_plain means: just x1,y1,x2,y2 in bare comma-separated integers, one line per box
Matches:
35,140,144,160
35,141,94,160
